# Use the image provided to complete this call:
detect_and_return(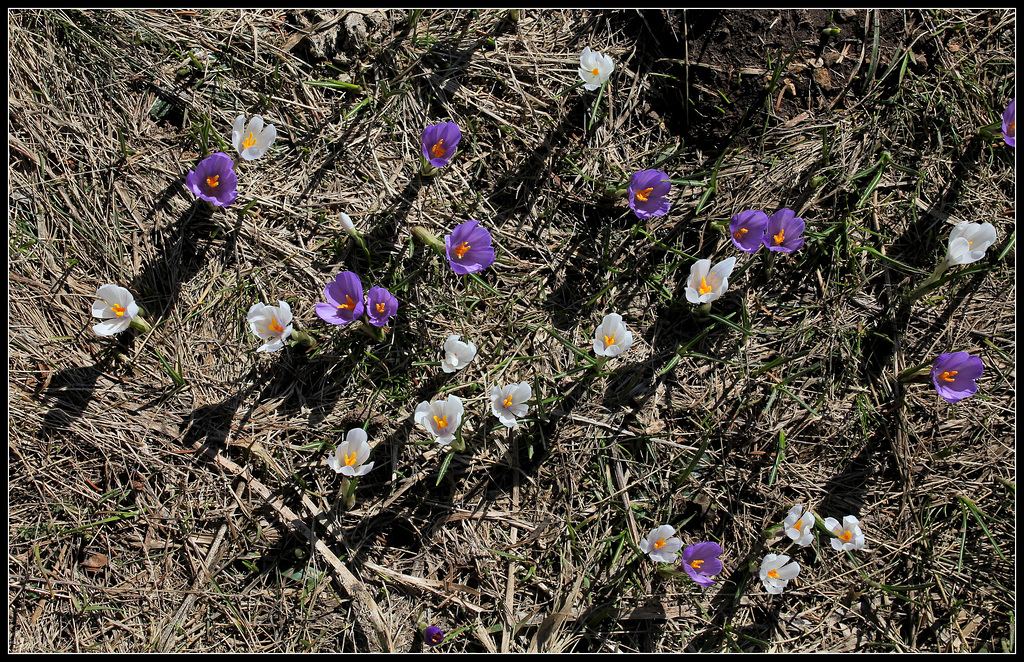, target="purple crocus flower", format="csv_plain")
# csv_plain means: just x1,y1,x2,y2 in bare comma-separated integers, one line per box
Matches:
680,541,723,587
445,220,495,275
931,352,983,403
627,169,671,219
763,208,805,253
366,286,398,327
422,121,462,168
315,271,365,326
186,152,238,207
1002,98,1015,147
729,210,769,253
423,625,445,646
